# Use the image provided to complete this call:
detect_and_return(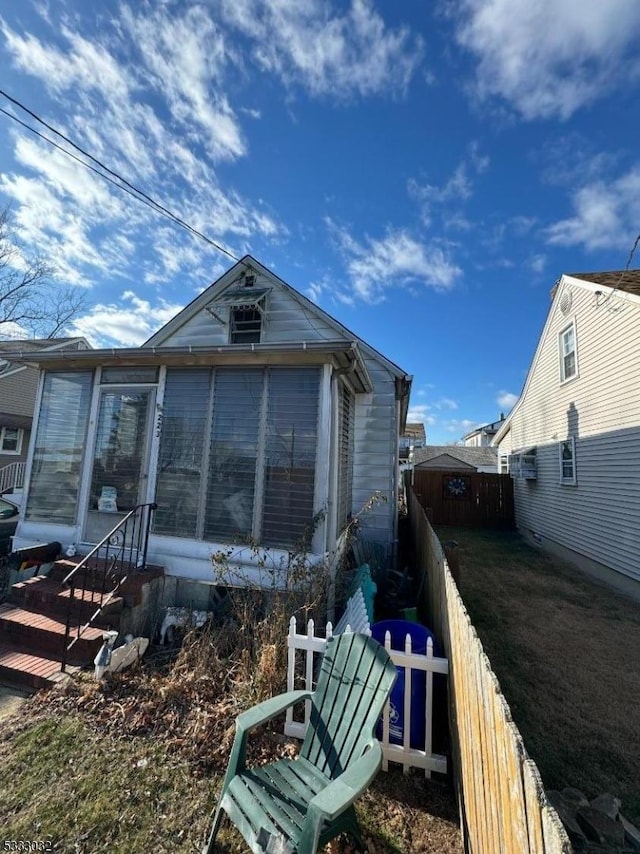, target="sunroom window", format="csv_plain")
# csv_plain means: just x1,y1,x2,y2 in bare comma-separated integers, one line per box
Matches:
26,372,93,524
154,366,320,549
336,382,355,530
